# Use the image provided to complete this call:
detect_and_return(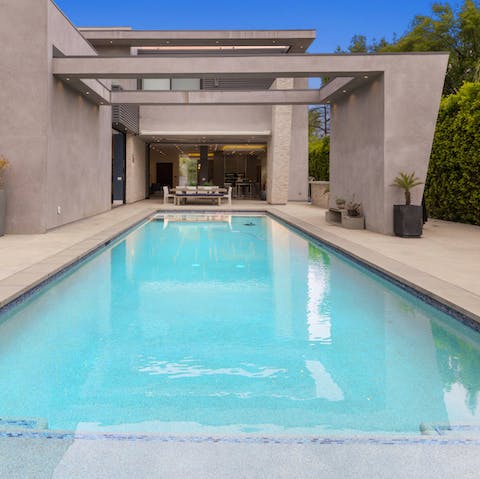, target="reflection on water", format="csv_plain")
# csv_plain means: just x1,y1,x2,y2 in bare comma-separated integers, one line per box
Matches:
305,360,344,401
307,244,331,343
432,322,480,417
0,216,479,434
